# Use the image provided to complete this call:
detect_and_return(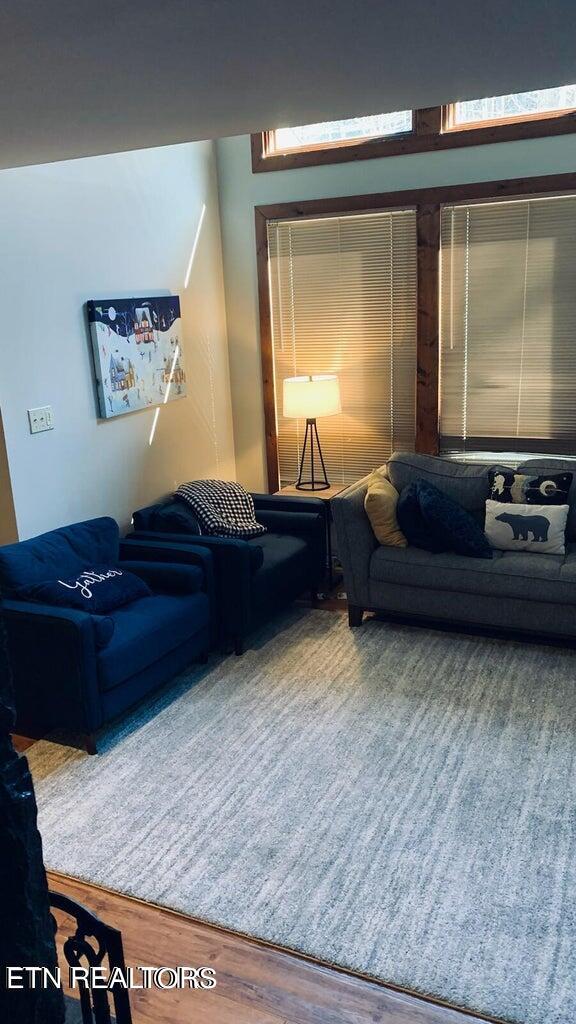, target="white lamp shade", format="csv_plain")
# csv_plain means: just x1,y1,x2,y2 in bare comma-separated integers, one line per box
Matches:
283,375,341,419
